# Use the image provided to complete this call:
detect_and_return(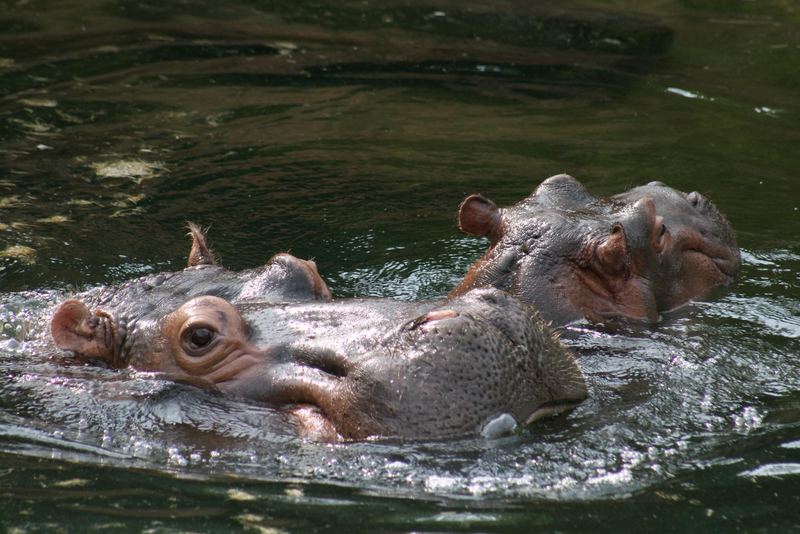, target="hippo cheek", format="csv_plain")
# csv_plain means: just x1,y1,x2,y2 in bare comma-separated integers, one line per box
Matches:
612,277,660,323
218,361,338,401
